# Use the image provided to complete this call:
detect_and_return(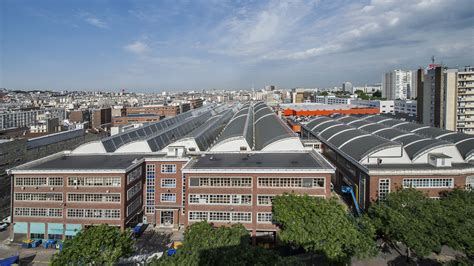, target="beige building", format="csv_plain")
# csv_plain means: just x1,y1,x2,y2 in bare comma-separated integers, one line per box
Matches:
457,66,474,134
